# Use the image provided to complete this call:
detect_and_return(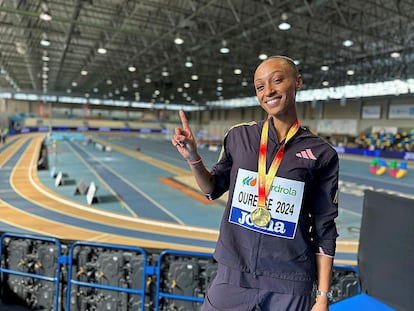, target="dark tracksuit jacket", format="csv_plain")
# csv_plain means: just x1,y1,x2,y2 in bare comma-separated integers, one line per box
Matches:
206,118,339,295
